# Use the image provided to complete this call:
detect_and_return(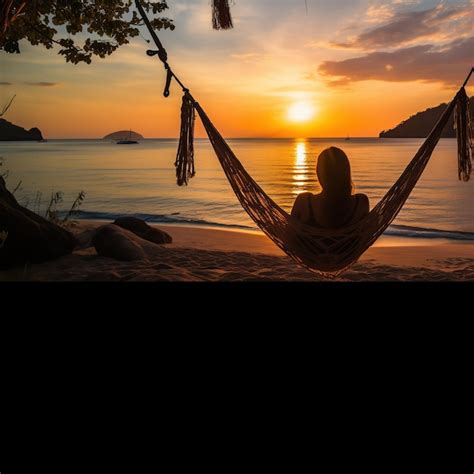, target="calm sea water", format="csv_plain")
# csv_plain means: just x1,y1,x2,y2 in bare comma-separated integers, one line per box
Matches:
1,138,473,240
